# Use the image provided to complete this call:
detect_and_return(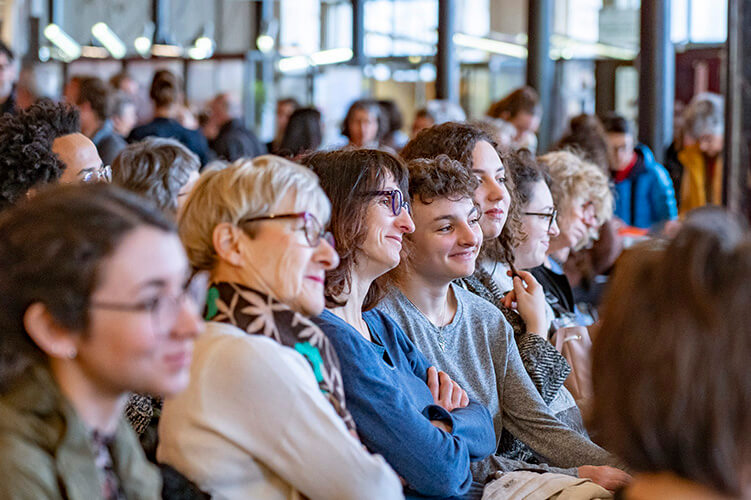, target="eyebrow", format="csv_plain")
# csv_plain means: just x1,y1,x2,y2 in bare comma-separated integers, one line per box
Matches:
130,269,191,294
432,205,480,223
471,167,505,175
